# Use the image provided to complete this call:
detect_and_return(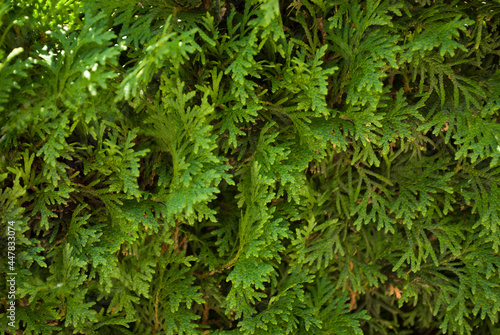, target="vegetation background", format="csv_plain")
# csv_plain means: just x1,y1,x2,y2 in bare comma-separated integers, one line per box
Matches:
1,0,499,334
